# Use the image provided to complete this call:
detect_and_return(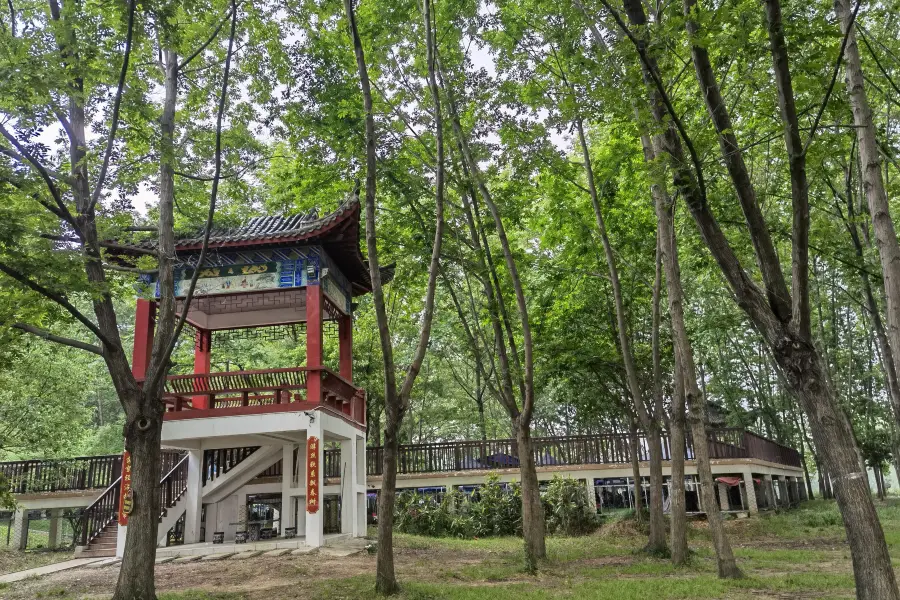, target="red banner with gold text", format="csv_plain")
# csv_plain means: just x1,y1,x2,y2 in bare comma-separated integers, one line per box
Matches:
118,451,133,525
306,436,320,513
